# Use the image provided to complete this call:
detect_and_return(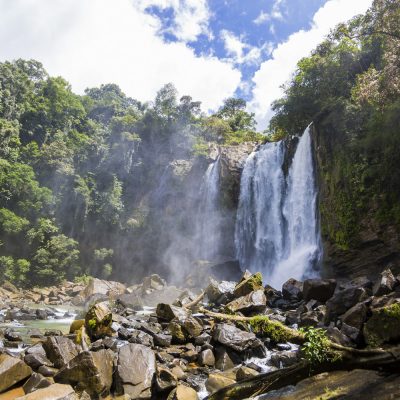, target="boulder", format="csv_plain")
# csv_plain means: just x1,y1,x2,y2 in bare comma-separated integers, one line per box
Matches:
55,350,113,397
236,366,259,381
198,349,215,367
43,336,80,369
0,353,32,393
206,372,236,394
167,384,198,400
69,320,85,334
264,285,283,307
213,323,261,353
373,268,396,296
153,333,172,347
168,321,188,344
282,279,303,301
226,290,266,315
364,302,400,346
233,272,263,298
142,274,166,291
24,344,53,370
80,278,125,300
205,279,235,304
325,287,369,322
156,304,189,322
115,344,156,399
270,351,300,368
4,328,22,341
341,302,368,331
23,372,52,394
84,301,113,340
302,279,336,302
155,367,177,392
182,316,203,338
15,383,76,400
